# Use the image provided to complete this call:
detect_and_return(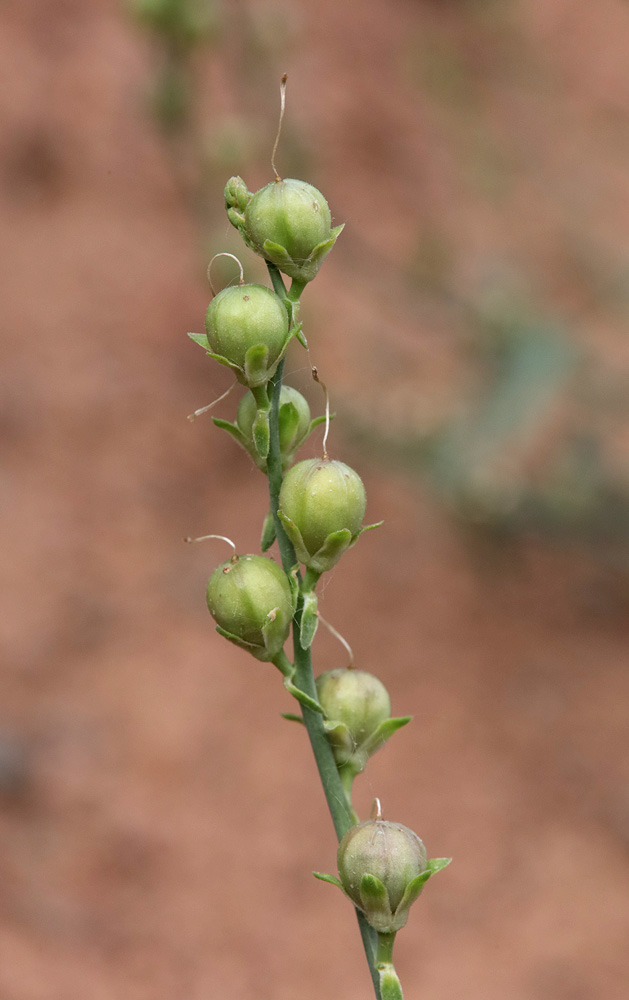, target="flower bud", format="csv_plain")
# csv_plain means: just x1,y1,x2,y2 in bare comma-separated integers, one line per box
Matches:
237,386,311,471
206,554,294,662
278,458,367,573
337,818,427,932
205,283,289,387
315,669,391,772
226,176,344,284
